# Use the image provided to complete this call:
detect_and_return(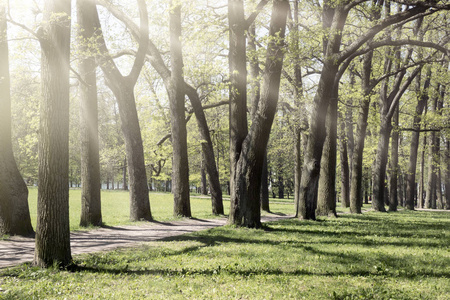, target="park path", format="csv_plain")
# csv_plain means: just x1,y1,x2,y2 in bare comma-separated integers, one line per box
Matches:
0,214,292,269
